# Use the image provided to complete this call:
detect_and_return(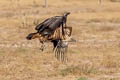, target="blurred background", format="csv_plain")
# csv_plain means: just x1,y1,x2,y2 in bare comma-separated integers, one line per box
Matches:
0,0,120,80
